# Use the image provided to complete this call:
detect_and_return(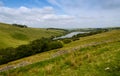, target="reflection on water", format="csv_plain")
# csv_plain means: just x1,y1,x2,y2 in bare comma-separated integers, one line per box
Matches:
54,32,87,40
